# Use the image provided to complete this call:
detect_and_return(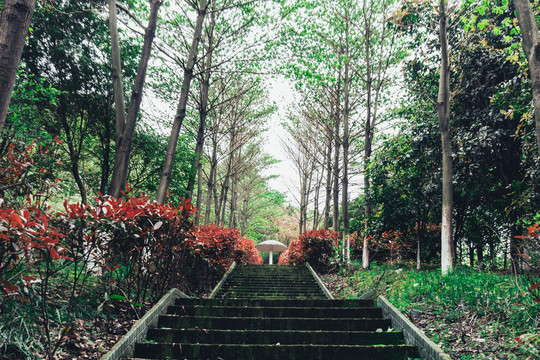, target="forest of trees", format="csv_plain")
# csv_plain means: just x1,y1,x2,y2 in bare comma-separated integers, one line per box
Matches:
2,0,540,358
0,0,289,241
0,0,539,274
278,0,540,275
